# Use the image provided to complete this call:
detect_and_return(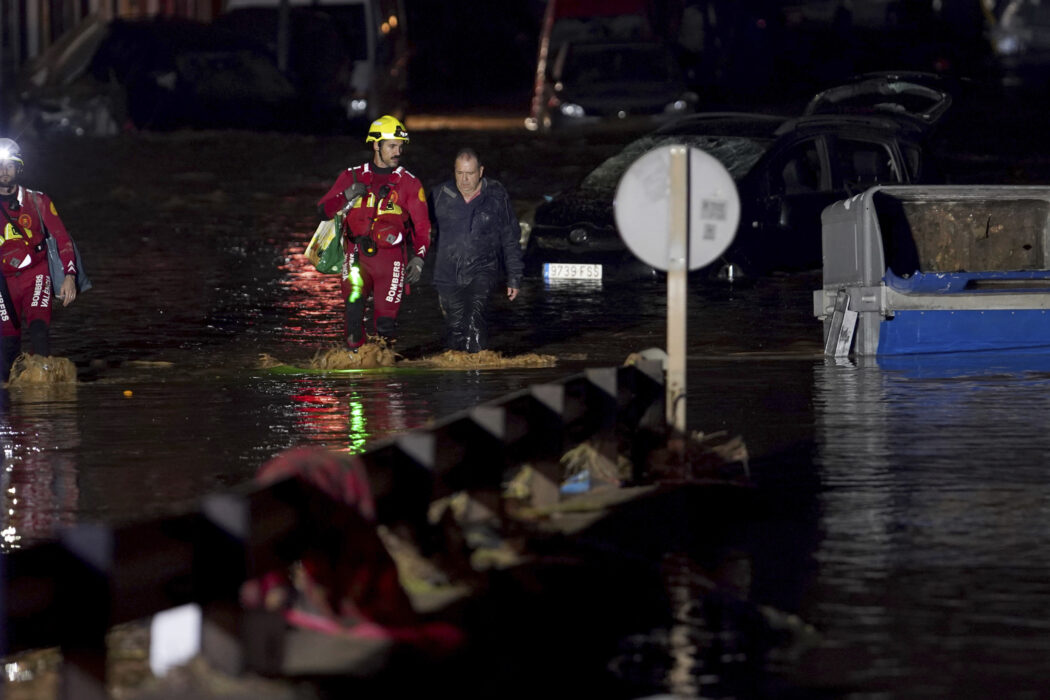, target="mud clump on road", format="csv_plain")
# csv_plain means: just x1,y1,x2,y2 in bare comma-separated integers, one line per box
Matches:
310,342,398,369
6,354,77,385
412,349,556,369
